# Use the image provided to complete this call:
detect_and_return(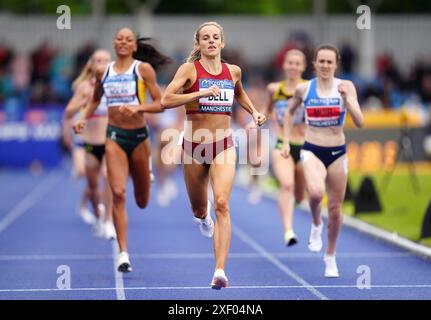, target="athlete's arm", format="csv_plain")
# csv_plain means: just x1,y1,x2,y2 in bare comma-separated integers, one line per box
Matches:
63,82,91,120
231,65,266,126
338,80,363,128
73,66,104,134
281,83,306,158
119,62,163,115
266,82,278,122
161,63,219,109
